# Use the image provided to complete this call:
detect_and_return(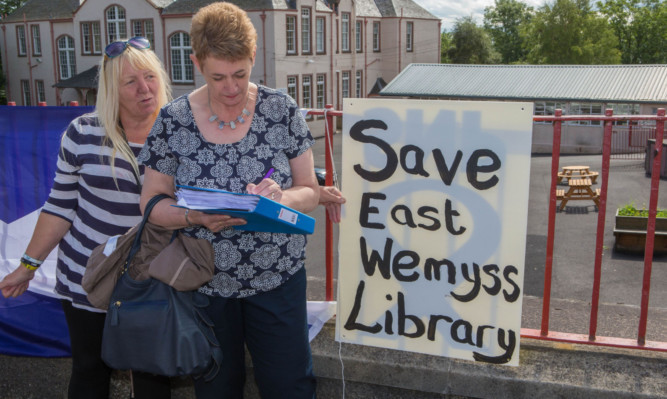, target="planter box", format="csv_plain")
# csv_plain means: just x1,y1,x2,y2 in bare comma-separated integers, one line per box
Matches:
613,210,667,254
